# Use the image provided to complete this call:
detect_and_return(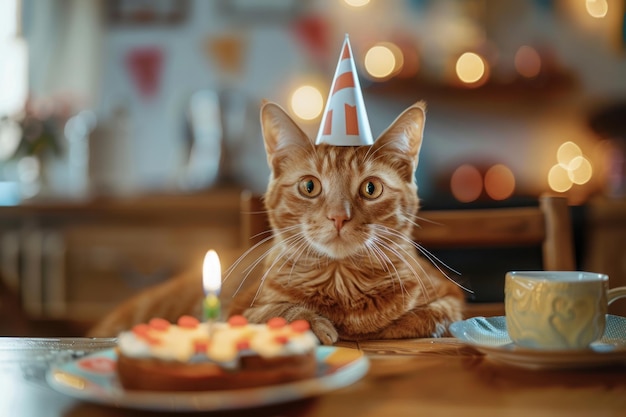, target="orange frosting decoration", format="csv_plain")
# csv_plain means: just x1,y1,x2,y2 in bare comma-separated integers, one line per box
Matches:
290,320,311,333
132,323,150,337
274,335,289,345
267,317,287,329
149,317,170,331
178,315,200,329
193,339,210,354
228,315,248,327
132,324,161,345
236,340,250,351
